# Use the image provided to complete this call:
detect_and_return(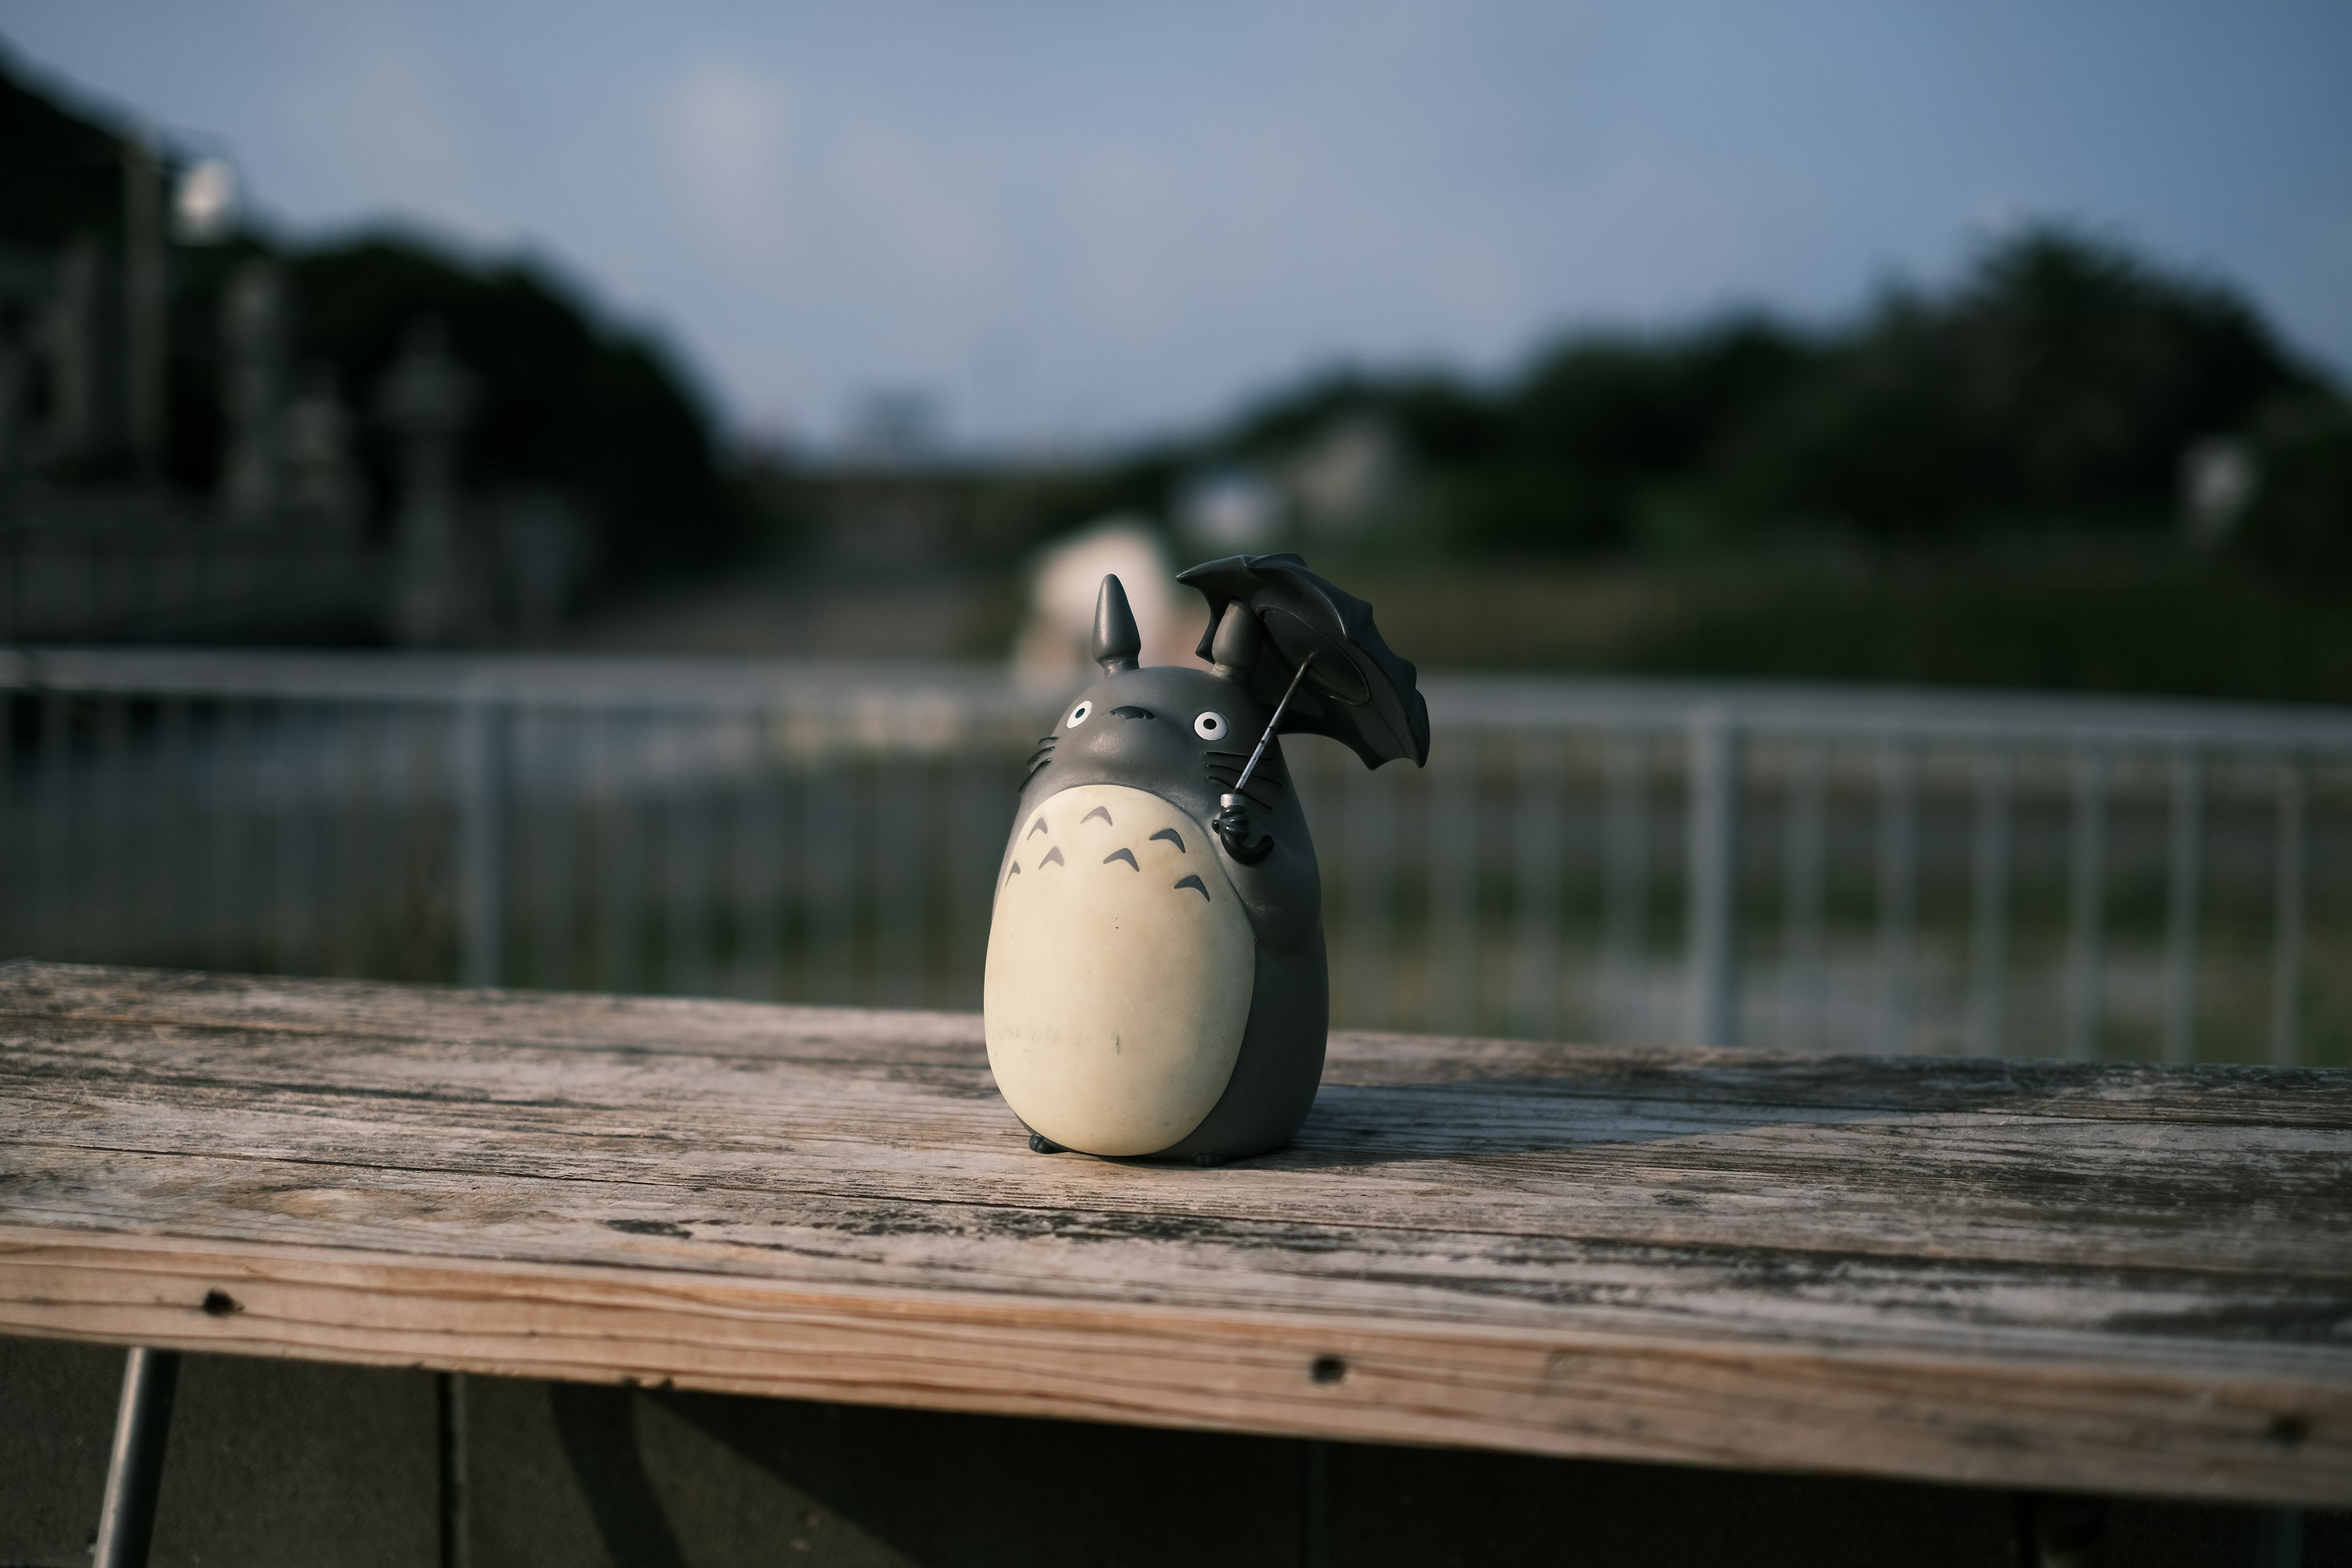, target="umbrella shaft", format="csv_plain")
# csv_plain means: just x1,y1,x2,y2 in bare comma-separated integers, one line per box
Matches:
1233,657,1313,797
